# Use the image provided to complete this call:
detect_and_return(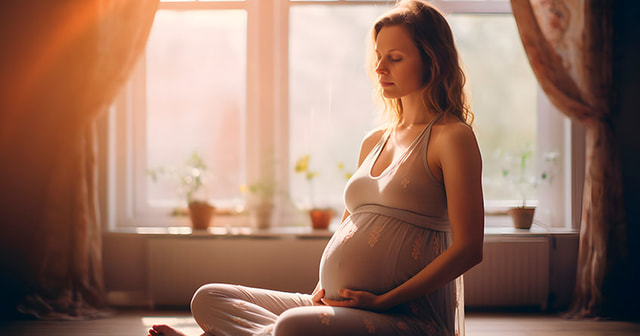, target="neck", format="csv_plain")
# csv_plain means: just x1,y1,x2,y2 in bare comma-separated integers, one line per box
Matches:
399,92,435,127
